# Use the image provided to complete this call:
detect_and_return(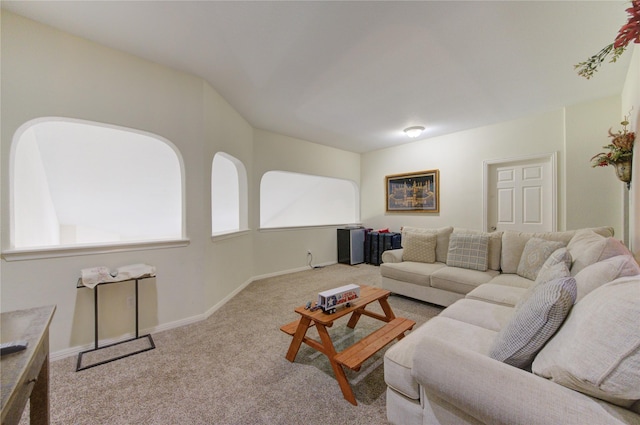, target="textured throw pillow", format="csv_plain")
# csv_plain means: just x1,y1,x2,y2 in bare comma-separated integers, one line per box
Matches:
489,277,577,369
446,233,489,271
532,276,640,407
500,227,614,274
534,248,572,284
515,260,571,310
517,238,565,281
402,226,453,263
402,232,437,263
453,229,503,271
567,230,631,276
573,254,640,302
